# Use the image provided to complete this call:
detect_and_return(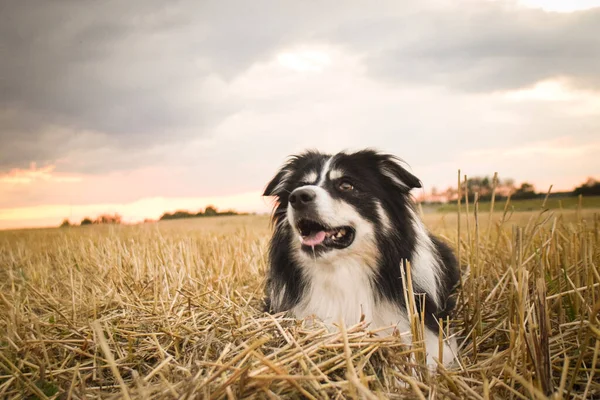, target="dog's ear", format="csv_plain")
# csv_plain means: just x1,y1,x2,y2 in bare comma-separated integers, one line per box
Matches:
263,168,292,197
380,156,422,191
